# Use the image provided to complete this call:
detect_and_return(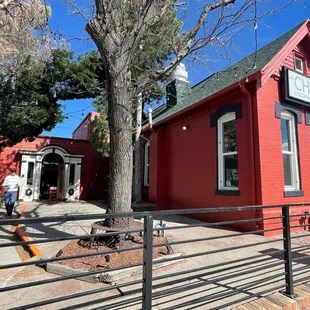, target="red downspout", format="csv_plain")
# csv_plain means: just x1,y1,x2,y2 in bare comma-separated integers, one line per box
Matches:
240,83,257,207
